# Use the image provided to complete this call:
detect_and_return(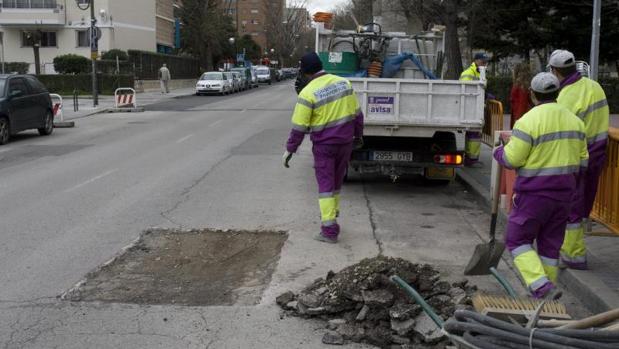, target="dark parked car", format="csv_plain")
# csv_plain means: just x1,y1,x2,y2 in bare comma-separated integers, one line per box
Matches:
0,74,53,145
